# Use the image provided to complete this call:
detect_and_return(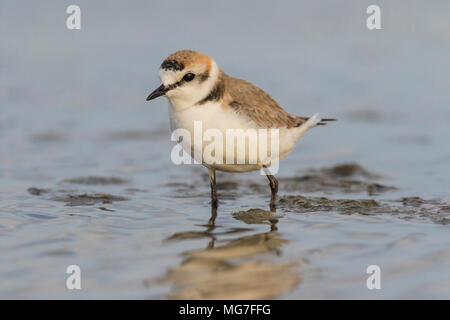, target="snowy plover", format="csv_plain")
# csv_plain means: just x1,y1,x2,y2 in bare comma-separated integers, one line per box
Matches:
146,50,334,208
